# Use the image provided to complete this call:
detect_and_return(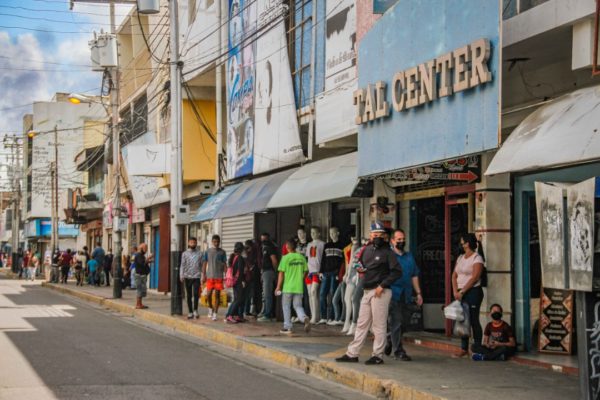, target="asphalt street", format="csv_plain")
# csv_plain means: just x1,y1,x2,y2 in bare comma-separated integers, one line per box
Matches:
0,277,371,400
